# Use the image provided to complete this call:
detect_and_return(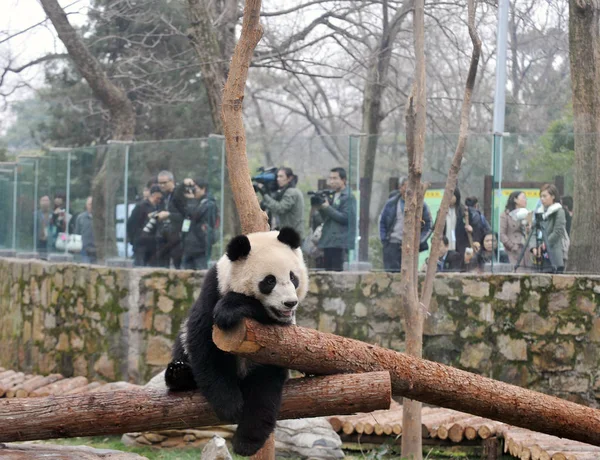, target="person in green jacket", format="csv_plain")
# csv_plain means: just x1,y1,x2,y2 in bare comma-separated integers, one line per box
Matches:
259,167,305,238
